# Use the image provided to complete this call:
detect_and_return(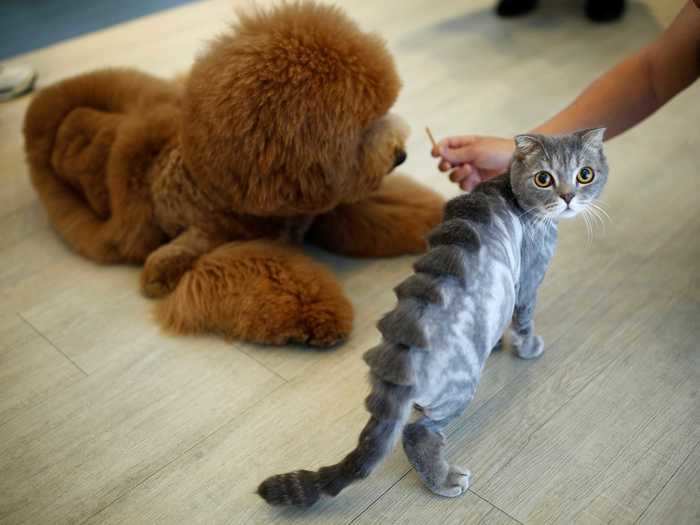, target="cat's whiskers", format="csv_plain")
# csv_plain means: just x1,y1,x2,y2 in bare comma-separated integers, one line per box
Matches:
578,199,610,240
581,207,593,242
528,219,543,244
588,200,611,223
518,206,541,220
586,206,606,232
525,204,557,249
543,203,560,230
521,201,562,248
519,206,546,244
528,219,541,245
